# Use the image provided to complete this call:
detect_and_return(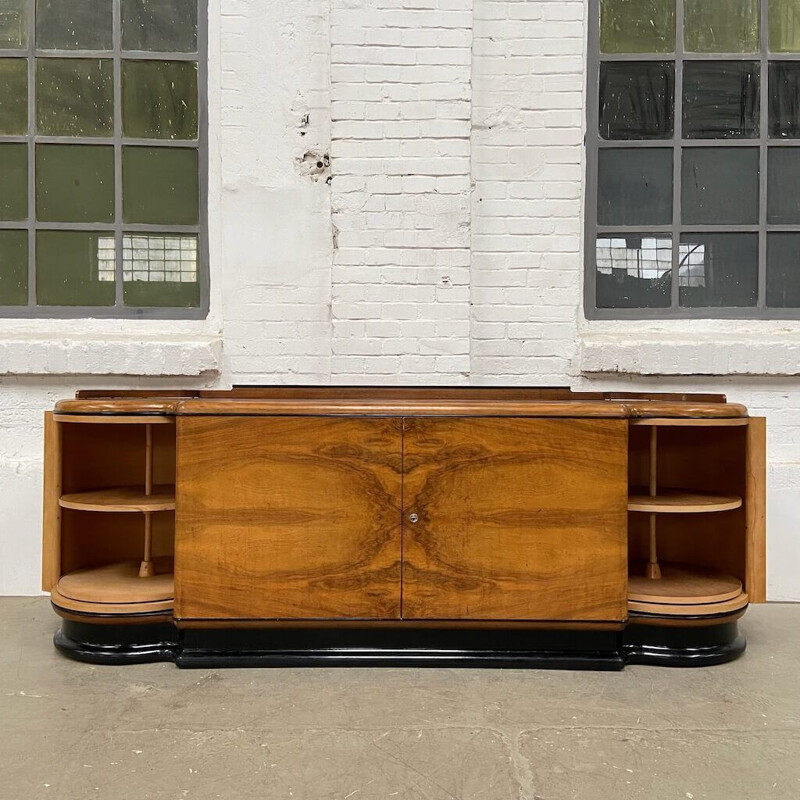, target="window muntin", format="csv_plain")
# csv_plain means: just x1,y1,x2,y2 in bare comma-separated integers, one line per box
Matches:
587,0,800,318
0,0,205,317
